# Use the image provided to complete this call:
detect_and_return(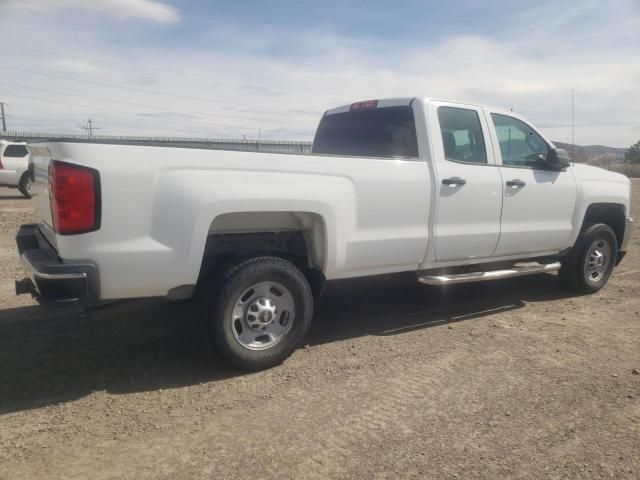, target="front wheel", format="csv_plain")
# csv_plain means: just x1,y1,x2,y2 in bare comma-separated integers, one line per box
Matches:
205,256,313,371
559,223,618,294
